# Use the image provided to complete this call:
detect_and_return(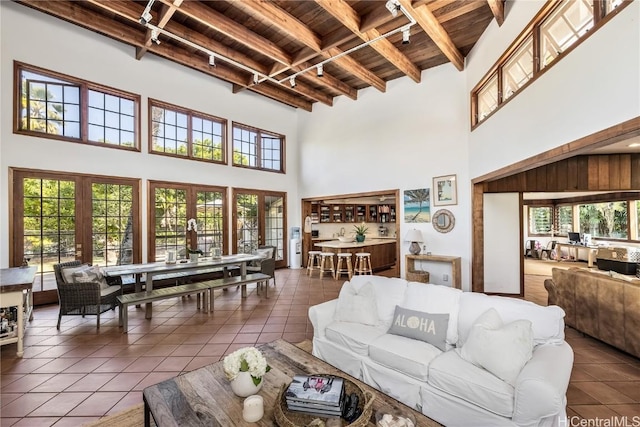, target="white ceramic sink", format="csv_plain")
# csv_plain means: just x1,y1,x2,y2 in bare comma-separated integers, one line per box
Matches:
338,236,354,243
